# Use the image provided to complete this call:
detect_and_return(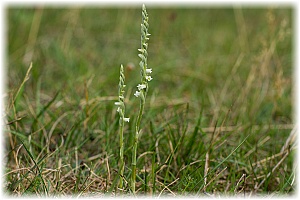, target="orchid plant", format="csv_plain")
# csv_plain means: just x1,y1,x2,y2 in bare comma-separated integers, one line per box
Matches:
131,4,152,194
114,4,151,194
115,64,129,189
